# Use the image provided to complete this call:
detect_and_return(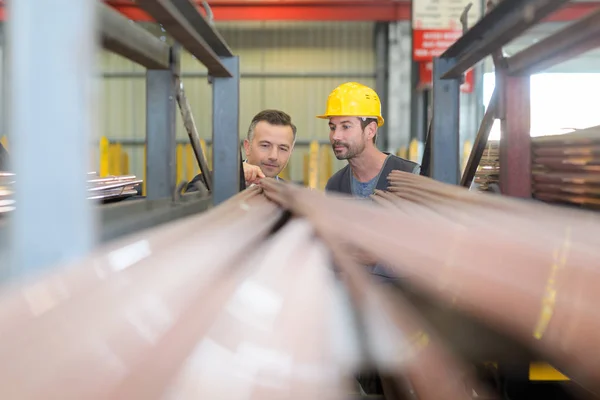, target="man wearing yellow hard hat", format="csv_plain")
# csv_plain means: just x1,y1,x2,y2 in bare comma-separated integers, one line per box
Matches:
317,81,419,197
318,82,421,396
